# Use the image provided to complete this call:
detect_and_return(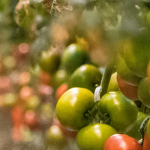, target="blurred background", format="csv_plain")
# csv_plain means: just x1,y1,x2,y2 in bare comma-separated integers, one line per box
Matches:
0,0,150,149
